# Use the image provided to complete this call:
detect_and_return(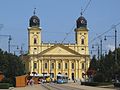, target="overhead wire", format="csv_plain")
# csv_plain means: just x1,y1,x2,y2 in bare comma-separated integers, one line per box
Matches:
83,0,92,14
89,22,120,44
61,0,92,44
61,25,75,44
